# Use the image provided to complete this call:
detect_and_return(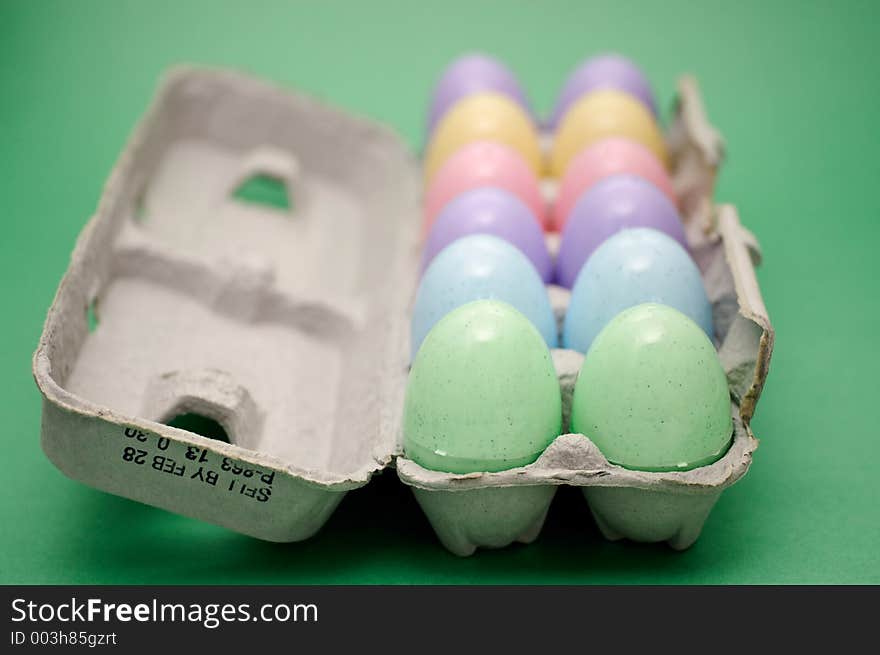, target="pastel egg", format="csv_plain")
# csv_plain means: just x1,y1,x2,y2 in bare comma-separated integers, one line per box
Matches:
571,303,732,472
404,300,562,473
422,187,552,282
426,53,531,136
549,53,657,129
412,235,557,361
550,89,668,177
425,141,547,232
556,175,686,288
423,92,542,183
552,137,676,231
563,228,713,353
